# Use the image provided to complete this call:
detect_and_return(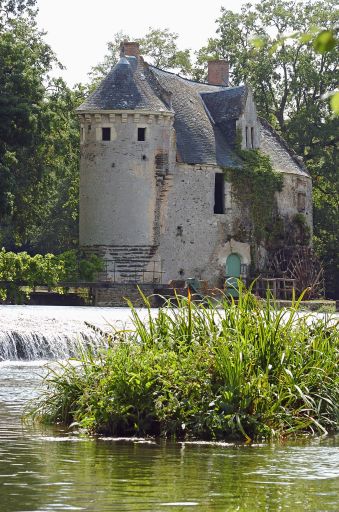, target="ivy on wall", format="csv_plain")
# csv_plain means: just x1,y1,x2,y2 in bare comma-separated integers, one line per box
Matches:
223,147,283,243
